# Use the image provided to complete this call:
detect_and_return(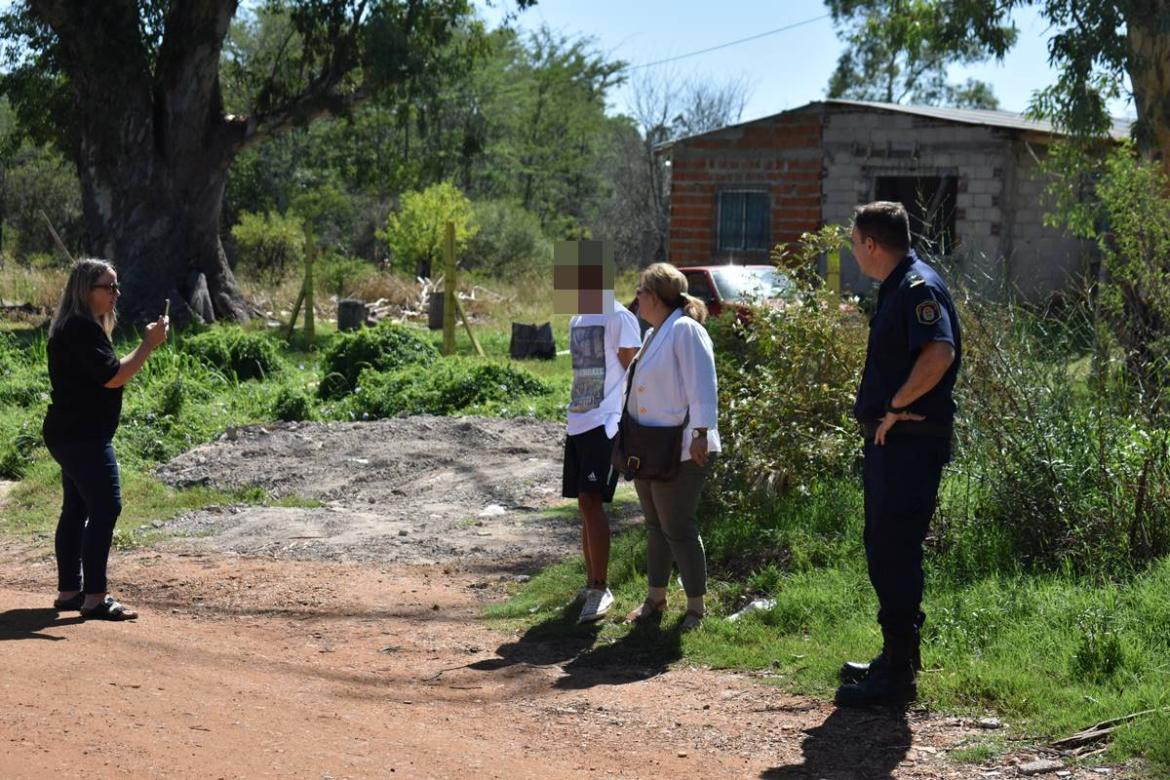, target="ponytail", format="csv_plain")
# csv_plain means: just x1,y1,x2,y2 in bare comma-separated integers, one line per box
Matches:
680,292,708,324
